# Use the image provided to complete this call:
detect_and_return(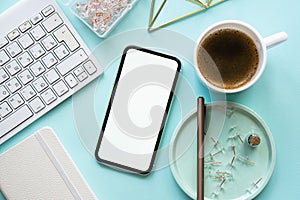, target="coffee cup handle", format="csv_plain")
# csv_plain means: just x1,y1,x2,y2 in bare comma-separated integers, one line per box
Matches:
263,32,288,49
